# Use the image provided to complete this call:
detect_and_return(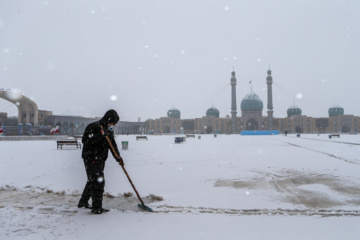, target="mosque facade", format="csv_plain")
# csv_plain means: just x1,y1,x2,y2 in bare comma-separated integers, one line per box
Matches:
144,70,360,135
